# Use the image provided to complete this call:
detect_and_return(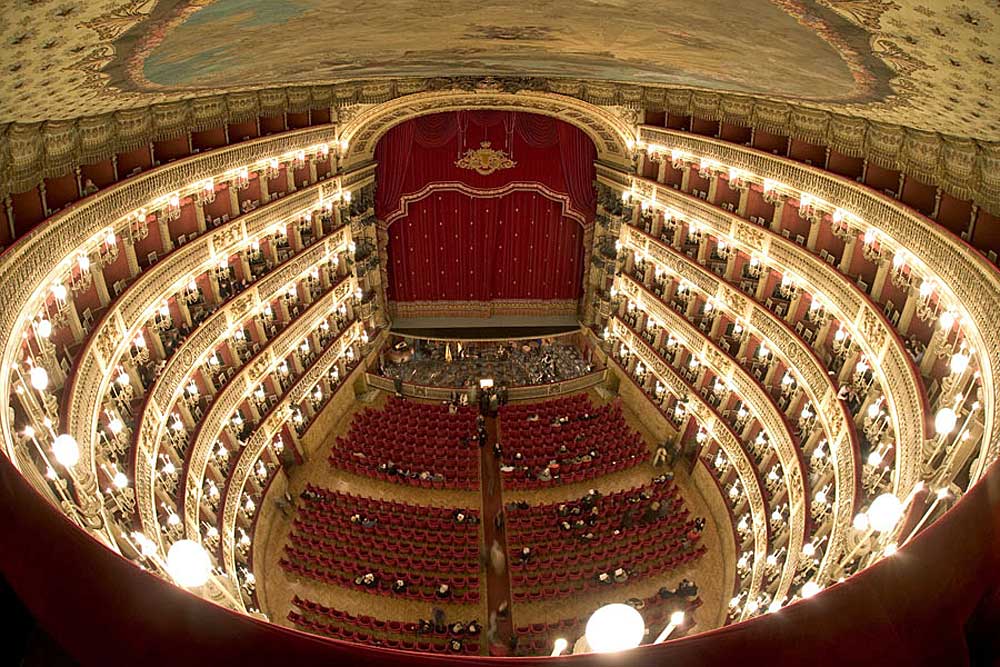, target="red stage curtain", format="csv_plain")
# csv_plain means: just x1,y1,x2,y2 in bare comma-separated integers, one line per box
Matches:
387,189,583,302
375,111,595,223
373,120,415,218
